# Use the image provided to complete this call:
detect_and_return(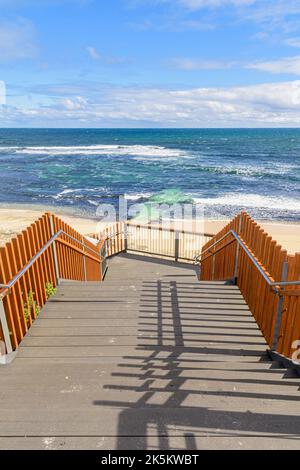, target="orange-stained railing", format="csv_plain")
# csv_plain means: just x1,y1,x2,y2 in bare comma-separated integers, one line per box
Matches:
0,213,106,354
1,210,299,364
200,211,300,360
